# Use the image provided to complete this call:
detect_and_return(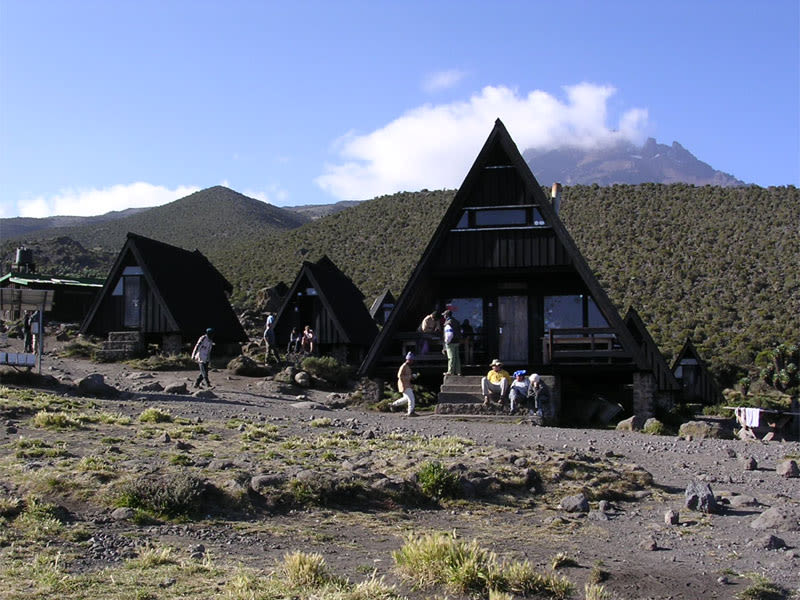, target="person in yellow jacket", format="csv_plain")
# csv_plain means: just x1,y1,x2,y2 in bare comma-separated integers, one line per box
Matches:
391,352,418,416
481,358,510,406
